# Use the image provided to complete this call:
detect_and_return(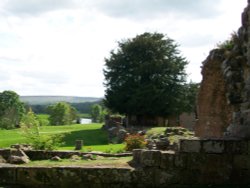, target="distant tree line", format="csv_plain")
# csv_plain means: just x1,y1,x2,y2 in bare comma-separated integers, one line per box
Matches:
28,101,102,114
